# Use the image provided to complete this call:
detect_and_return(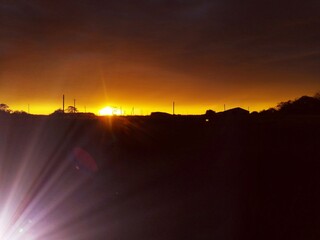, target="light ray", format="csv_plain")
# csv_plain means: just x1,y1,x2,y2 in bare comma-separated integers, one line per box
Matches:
0,119,106,239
